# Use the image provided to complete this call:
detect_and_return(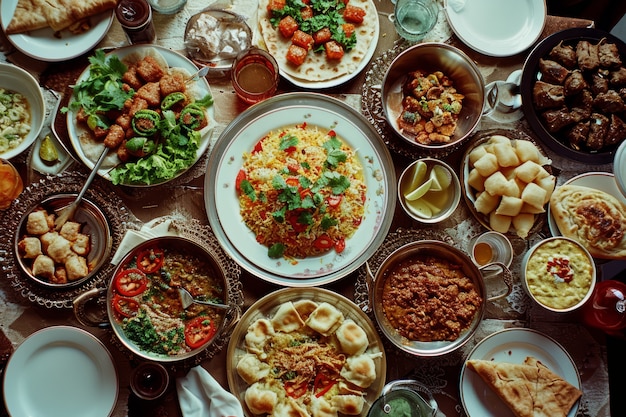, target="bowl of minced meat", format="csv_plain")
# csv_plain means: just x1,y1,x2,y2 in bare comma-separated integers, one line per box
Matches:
368,240,512,357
